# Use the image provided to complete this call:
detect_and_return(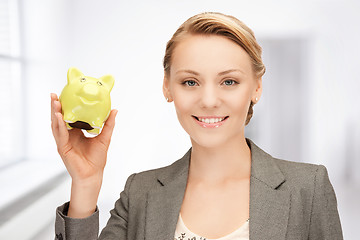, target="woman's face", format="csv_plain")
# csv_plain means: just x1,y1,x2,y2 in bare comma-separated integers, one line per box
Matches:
163,34,262,149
